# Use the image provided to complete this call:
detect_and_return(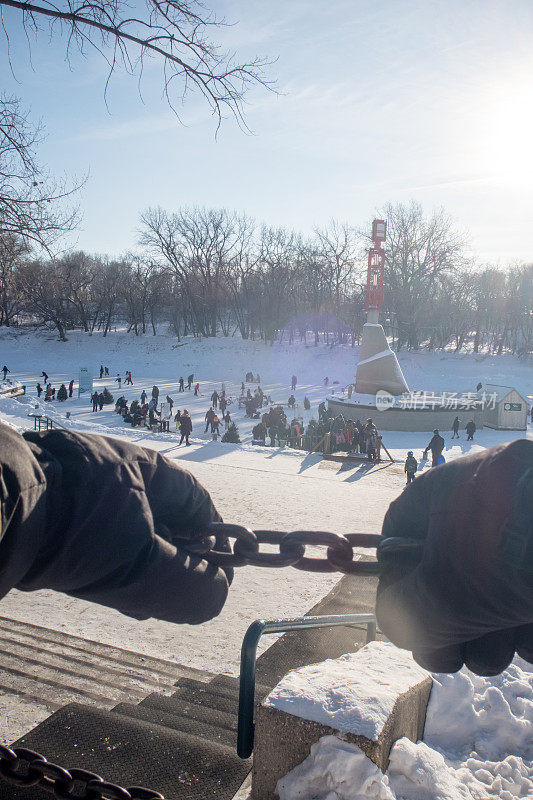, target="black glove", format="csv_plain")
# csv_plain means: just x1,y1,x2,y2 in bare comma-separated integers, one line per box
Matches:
0,424,230,625
376,440,533,676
